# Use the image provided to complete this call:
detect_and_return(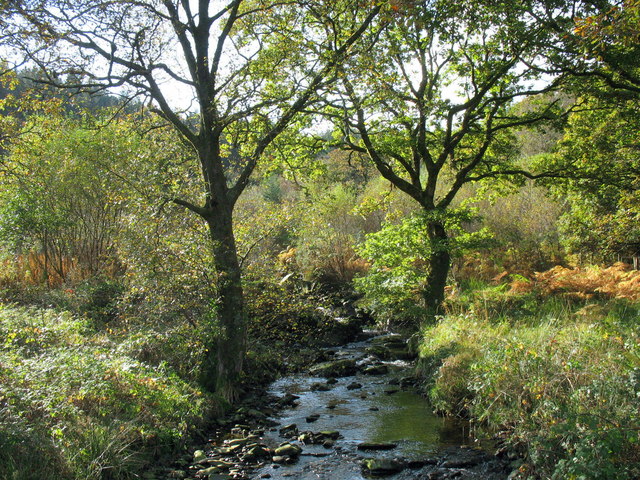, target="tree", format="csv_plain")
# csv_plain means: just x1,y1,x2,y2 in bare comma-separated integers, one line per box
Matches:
329,0,571,323
542,95,640,263
0,114,149,286
2,0,382,397
529,0,640,94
